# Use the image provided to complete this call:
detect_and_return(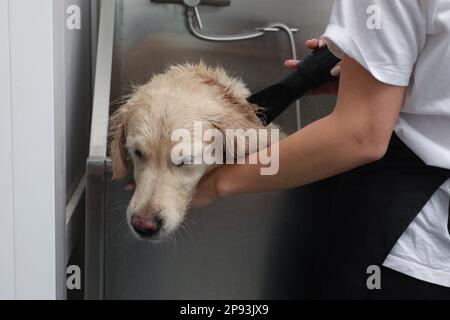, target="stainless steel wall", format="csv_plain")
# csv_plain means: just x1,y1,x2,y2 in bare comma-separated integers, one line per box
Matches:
104,0,337,299
65,0,94,199
63,0,96,298
110,0,336,130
